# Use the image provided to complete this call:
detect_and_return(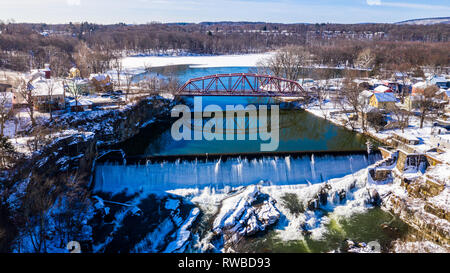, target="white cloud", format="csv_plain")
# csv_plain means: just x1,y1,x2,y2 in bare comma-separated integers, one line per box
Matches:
67,0,81,6
366,0,381,6
366,0,450,11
